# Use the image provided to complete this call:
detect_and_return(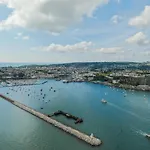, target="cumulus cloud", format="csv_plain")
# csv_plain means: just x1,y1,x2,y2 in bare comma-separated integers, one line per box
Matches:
32,42,124,54
96,47,124,54
111,15,123,24
32,41,93,53
129,5,150,28
0,0,109,33
126,32,150,46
